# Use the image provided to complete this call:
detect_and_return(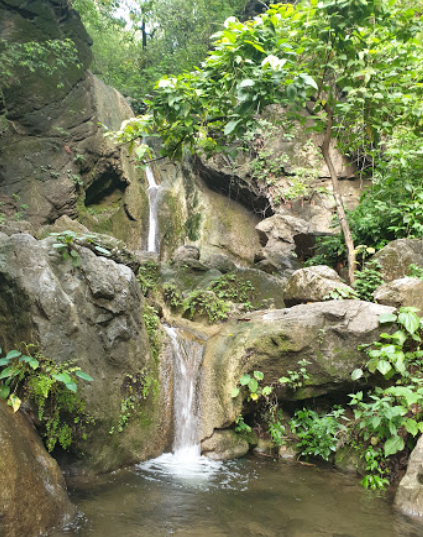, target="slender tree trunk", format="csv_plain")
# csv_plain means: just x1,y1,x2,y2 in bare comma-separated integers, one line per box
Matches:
321,109,356,284
142,19,147,49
